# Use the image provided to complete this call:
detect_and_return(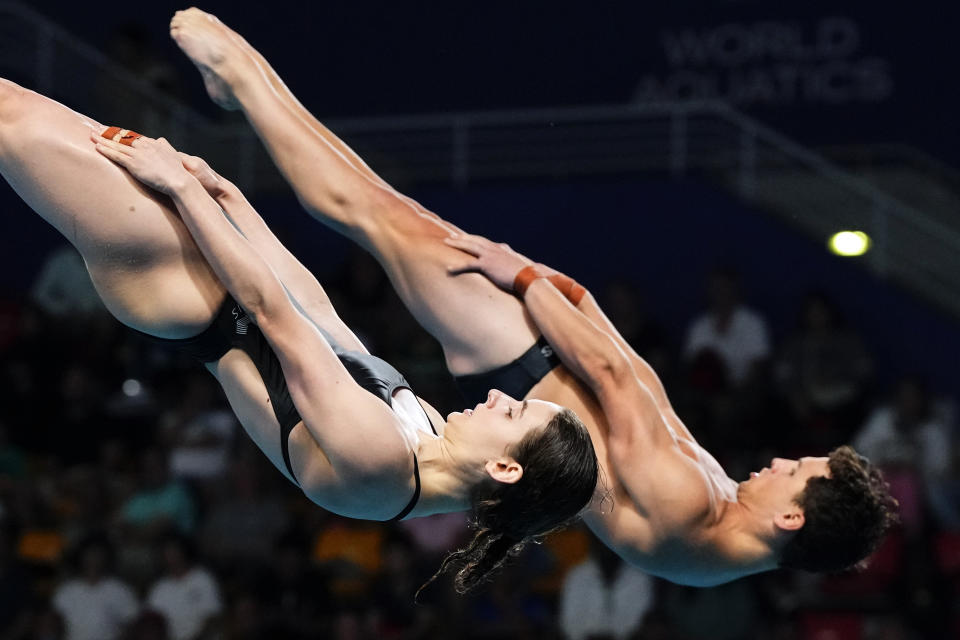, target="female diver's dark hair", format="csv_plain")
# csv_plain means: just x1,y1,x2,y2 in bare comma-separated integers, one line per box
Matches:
418,407,598,596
